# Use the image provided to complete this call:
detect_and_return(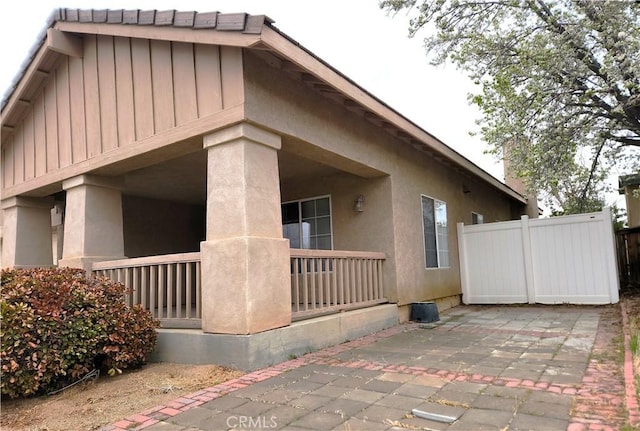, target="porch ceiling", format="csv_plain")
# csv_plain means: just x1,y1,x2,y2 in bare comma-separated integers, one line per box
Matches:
122,151,207,204
279,150,344,183
120,148,350,205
